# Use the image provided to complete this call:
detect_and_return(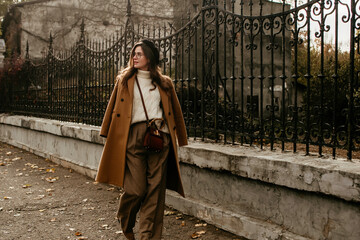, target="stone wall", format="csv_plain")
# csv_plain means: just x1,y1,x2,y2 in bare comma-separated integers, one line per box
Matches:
1,114,359,240
4,0,175,59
